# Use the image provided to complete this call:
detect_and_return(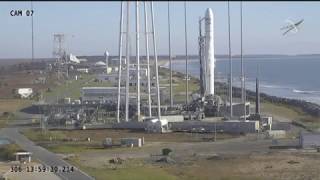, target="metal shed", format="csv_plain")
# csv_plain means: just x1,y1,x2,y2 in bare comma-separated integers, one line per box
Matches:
300,132,320,149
